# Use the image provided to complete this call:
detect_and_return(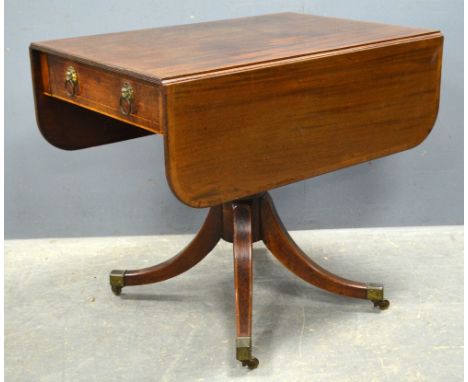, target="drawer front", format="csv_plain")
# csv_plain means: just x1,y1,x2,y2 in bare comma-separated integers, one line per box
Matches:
47,55,161,133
